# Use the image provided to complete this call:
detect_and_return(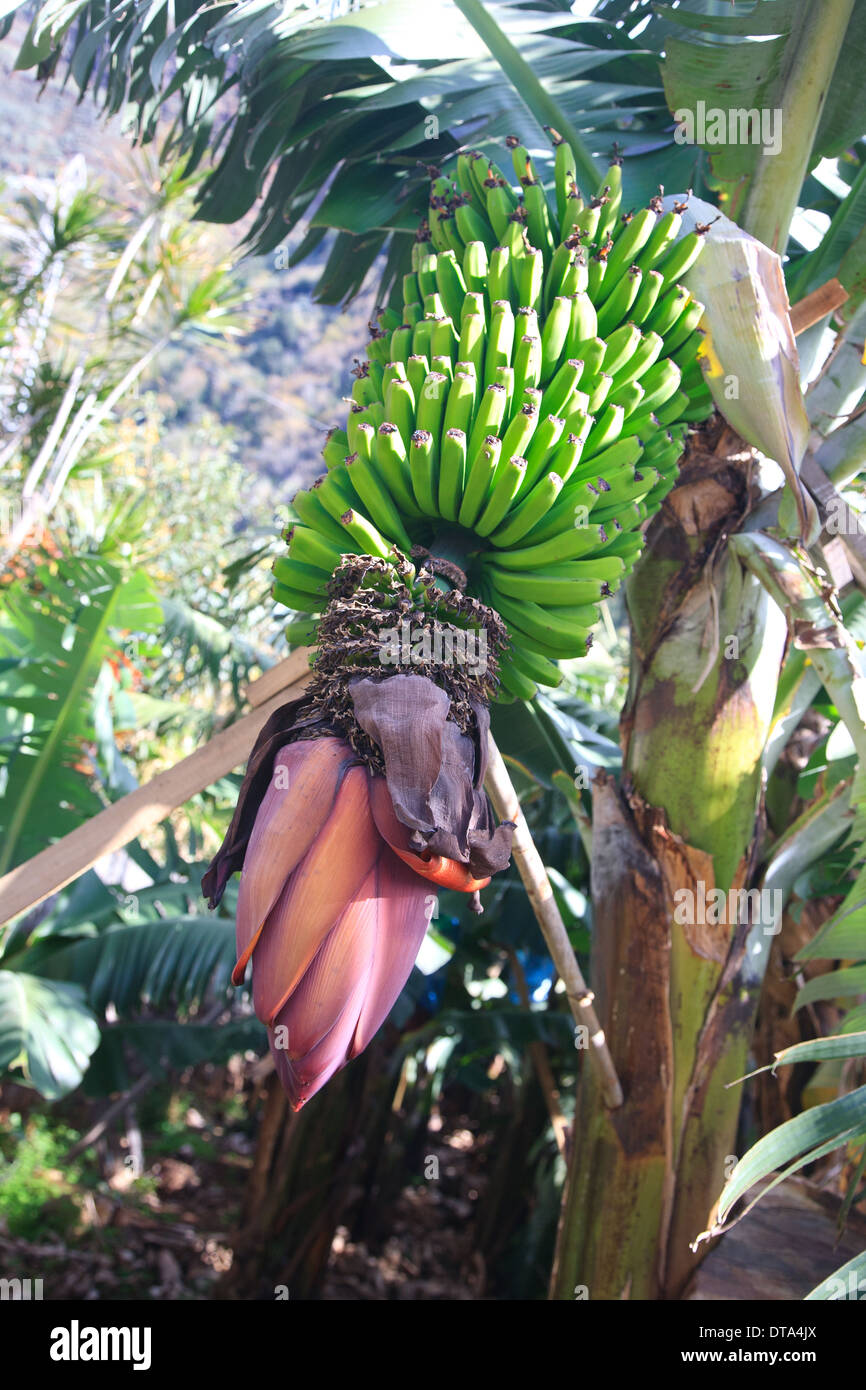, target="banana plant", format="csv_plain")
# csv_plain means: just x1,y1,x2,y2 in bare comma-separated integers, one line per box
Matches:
7,0,866,1301
0,555,163,875
0,851,261,1098
699,539,866,1299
